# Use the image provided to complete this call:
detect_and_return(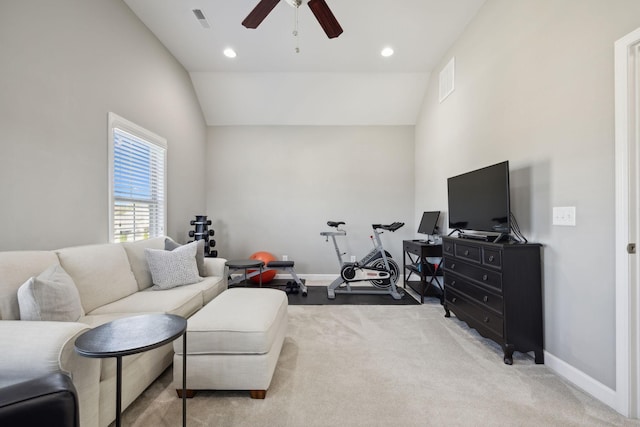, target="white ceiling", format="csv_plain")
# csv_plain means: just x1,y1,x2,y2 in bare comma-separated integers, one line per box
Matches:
123,0,486,125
